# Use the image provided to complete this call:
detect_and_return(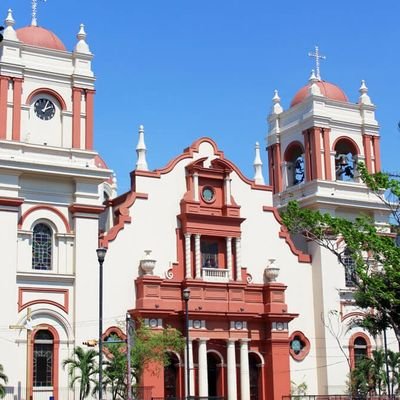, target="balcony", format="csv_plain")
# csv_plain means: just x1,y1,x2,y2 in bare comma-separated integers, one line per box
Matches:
202,267,229,282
